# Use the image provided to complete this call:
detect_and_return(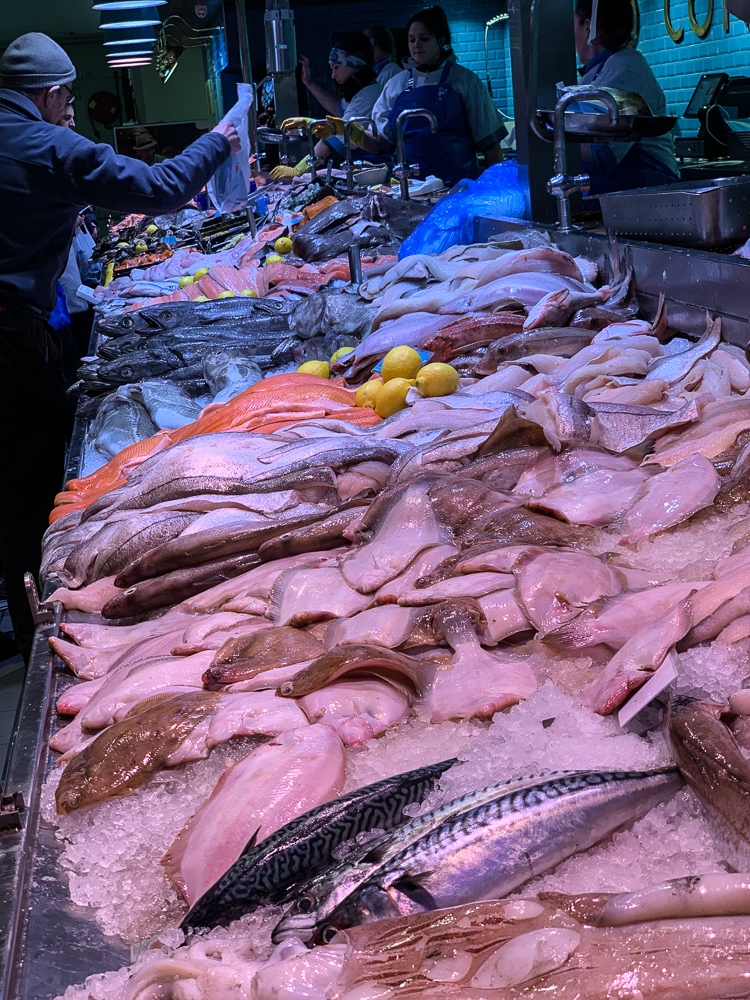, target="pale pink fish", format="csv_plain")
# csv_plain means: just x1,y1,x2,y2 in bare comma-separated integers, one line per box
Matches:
323,605,422,649
179,550,345,614
397,572,514,607
372,544,460,604
545,583,711,652
646,397,750,468
583,378,668,406
298,677,412,746
165,691,309,765
336,463,389,501
172,616,271,655
592,319,654,342
162,724,346,905
179,612,251,646
514,550,625,637
456,545,543,574
269,568,370,626
529,468,650,526
585,596,693,715
478,589,531,644
467,246,585,287
58,610,197,650
55,677,105,716
47,575,124,613
341,483,451,594
49,628,189,681
514,448,637,498
223,661,315,693
718,615,750,645
619,454,720,545
445,272,607,316
426,606,537,723
564,349,655,397
50,651,216,754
